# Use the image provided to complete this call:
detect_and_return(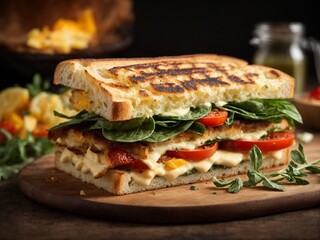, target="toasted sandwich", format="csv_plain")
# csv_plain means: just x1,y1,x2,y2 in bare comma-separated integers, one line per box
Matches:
48,54,302,195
